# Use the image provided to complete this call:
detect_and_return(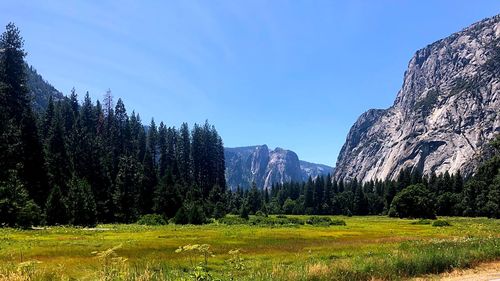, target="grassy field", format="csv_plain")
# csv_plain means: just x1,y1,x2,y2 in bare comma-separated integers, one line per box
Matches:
0,216,499,280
